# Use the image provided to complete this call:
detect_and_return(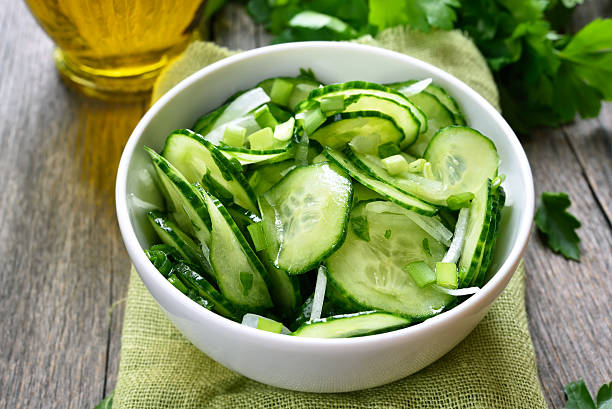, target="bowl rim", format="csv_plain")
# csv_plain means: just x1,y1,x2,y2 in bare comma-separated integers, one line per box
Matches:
116,41,534,347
